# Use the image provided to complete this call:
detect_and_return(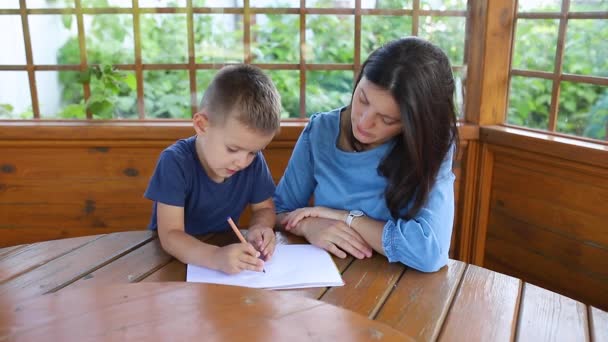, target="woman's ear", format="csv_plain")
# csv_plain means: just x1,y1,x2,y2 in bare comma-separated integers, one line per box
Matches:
193,111,211,135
